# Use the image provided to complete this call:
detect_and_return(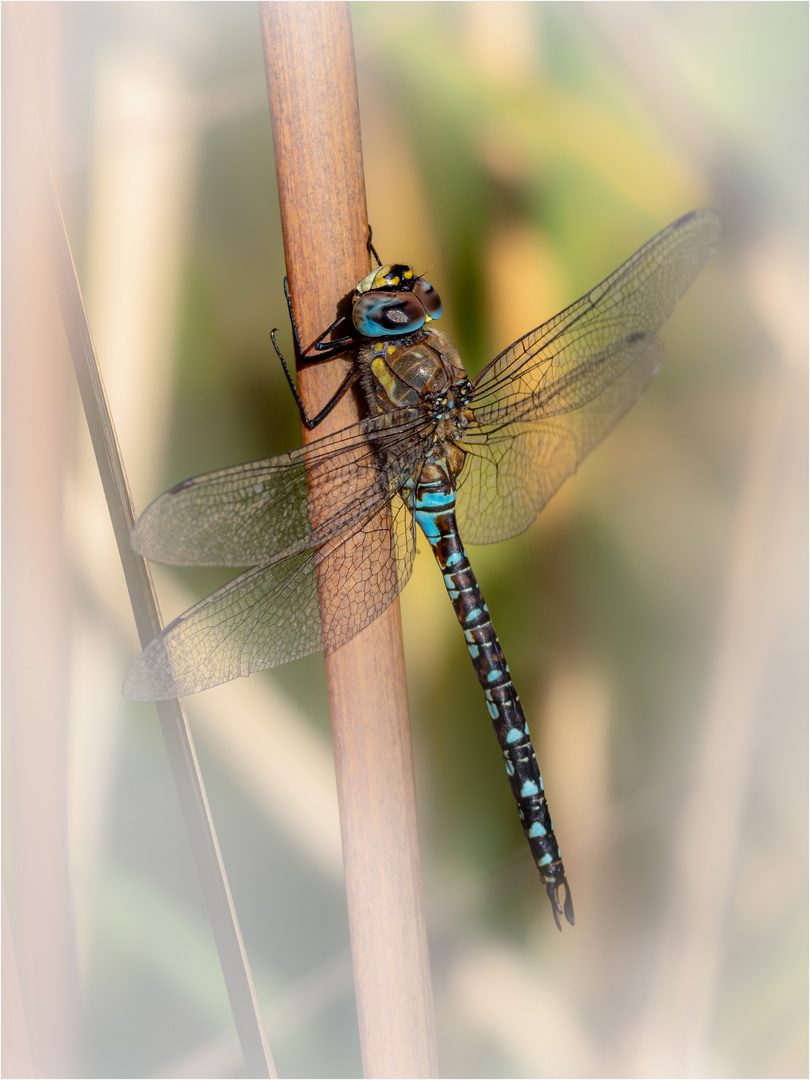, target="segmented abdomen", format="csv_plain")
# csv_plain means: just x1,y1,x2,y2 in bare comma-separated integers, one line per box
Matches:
409,454,574,929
